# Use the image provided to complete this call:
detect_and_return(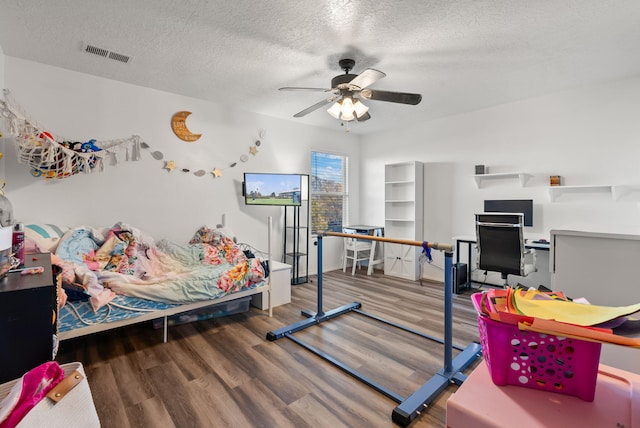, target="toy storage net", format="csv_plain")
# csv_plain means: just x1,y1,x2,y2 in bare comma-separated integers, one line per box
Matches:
1,90,142,180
